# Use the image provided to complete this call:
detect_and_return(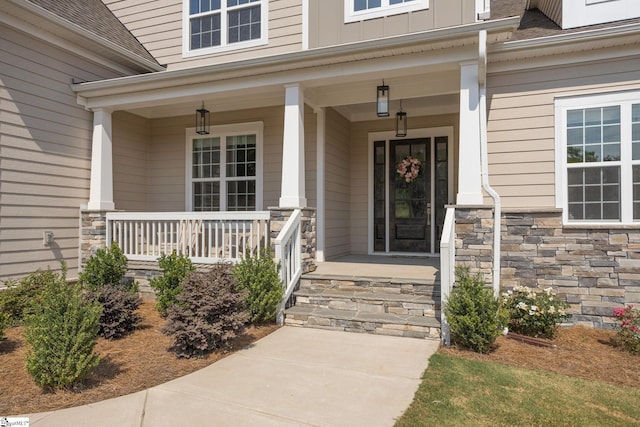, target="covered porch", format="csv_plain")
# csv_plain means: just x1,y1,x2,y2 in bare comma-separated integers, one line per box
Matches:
74,19,518,336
